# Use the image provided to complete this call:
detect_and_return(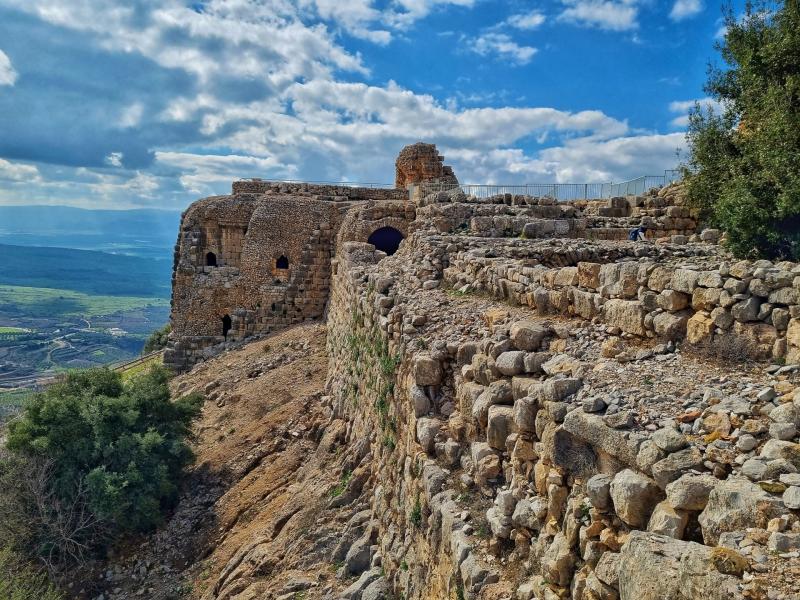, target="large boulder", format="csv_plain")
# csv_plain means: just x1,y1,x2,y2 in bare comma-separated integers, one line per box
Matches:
618,532,744,600
610,469,663,528
651,447,704,489
647,501,688,539
698,477,787,545
562,410,639,468
487,405,516,450
510,320,552,351
666,473,718,511
412,355,442,386
603,300,646,336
